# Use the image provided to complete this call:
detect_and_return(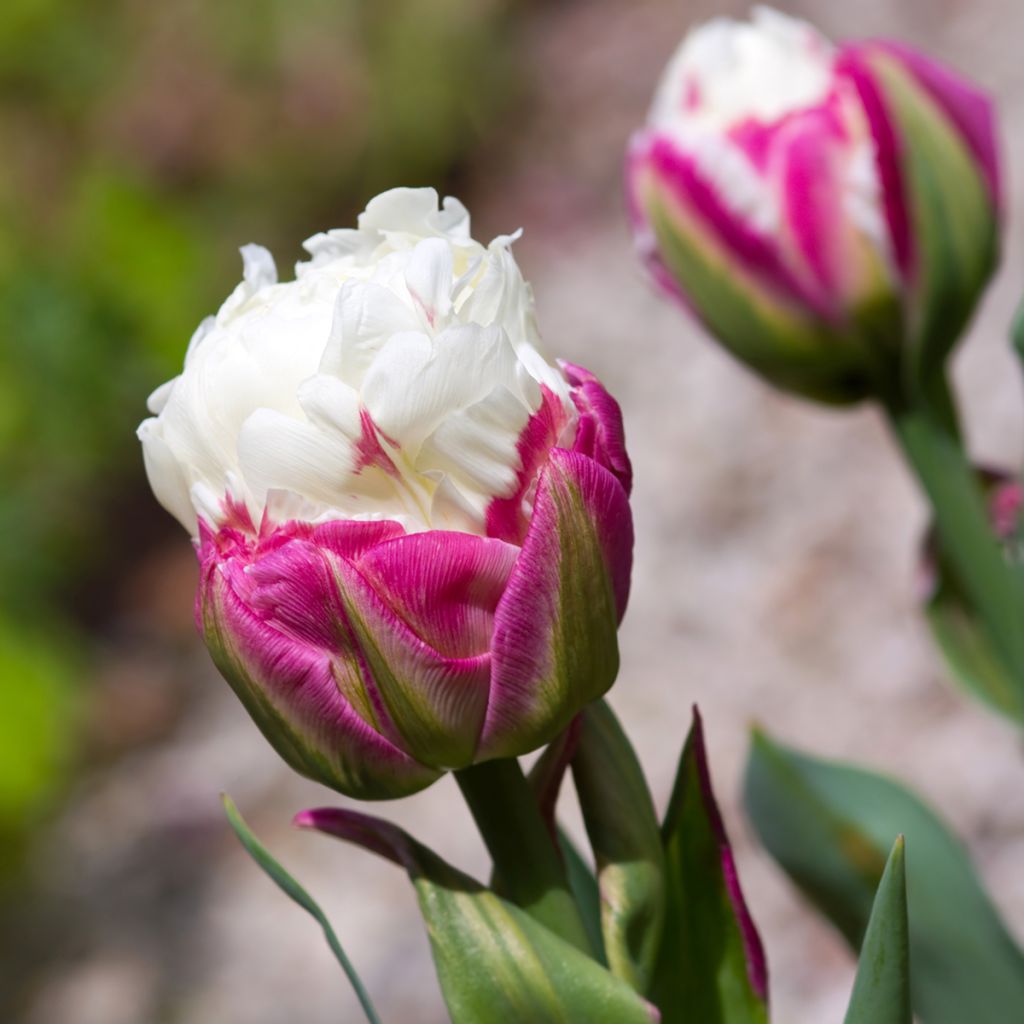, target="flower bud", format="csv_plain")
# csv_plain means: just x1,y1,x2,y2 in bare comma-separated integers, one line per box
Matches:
138,188,633,799
628,8,1000,403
